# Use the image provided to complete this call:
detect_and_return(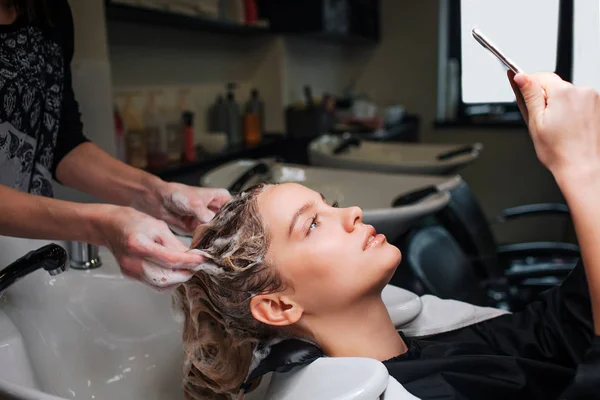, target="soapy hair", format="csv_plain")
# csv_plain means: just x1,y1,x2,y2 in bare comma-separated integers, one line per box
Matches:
174,183,287,400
